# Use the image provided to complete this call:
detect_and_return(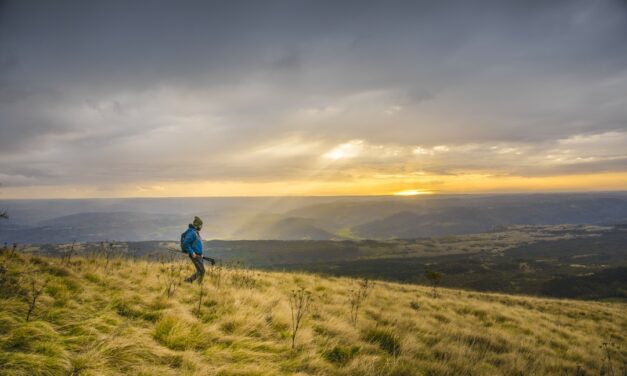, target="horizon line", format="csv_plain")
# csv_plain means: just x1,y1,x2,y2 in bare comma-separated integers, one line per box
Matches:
2,189,627,201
